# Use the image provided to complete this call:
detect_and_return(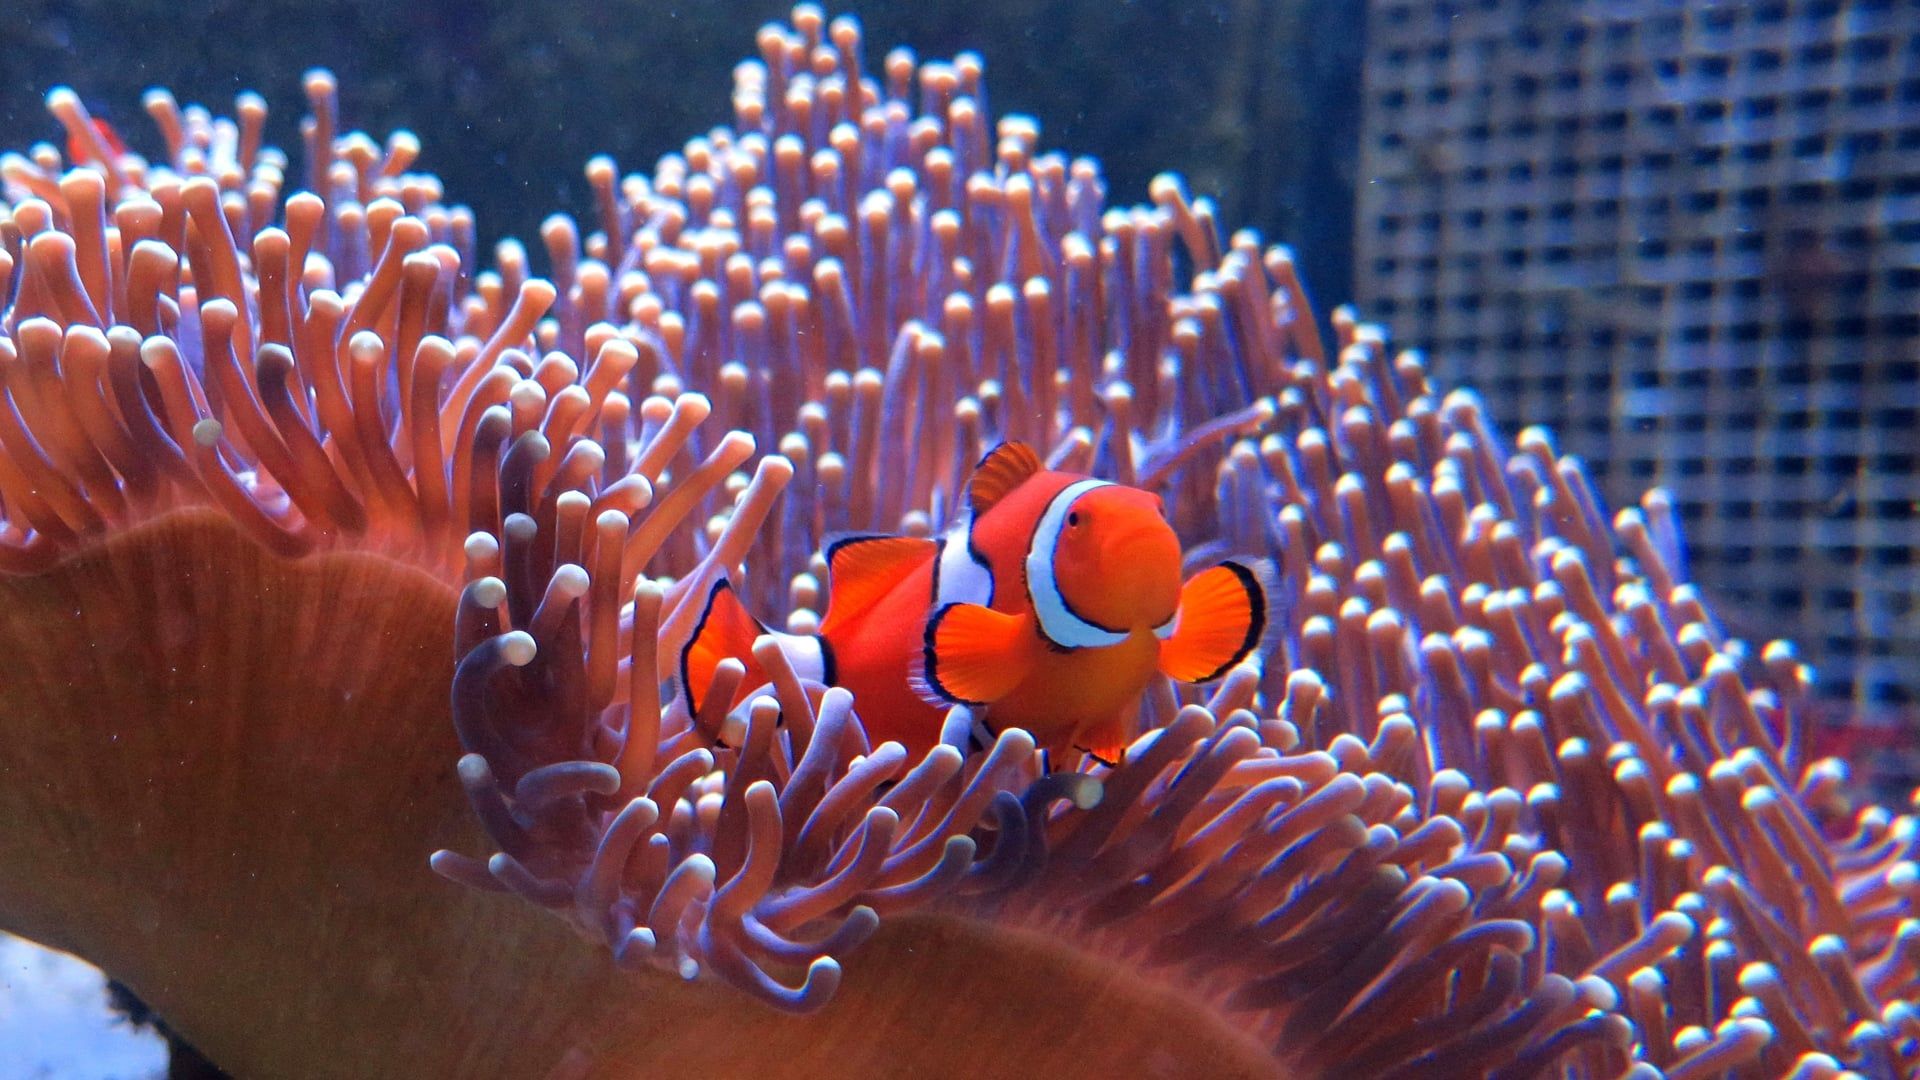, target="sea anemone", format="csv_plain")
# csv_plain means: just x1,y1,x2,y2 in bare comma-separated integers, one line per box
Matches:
2,6,1916,1079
